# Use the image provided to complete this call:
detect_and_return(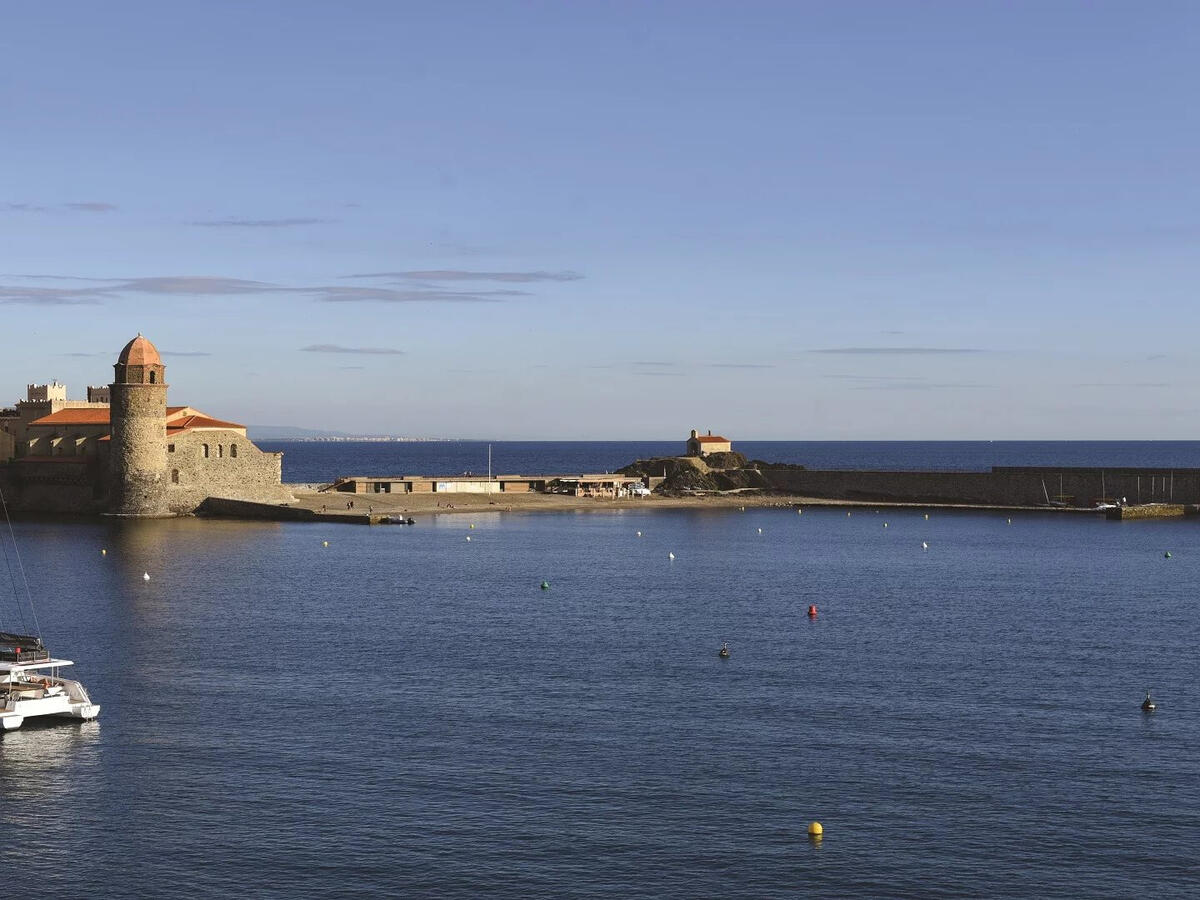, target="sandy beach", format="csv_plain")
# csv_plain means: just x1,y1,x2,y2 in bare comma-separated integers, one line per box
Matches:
284,486,1080,518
